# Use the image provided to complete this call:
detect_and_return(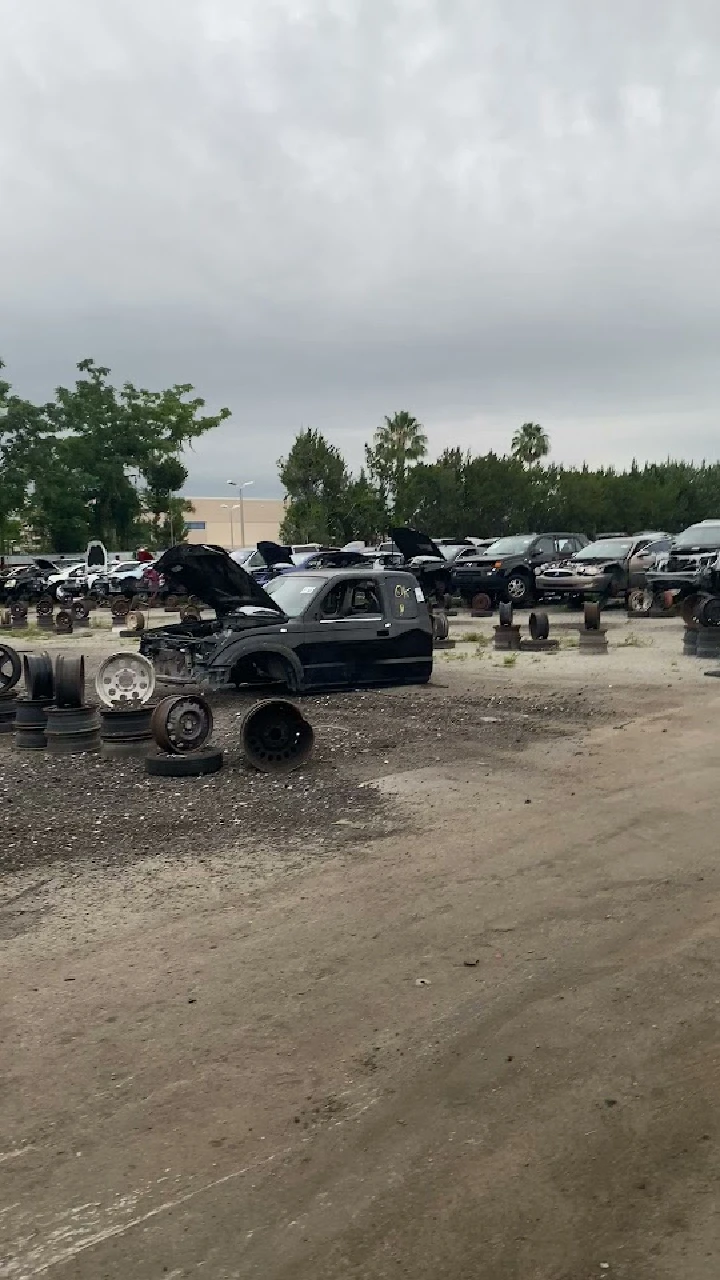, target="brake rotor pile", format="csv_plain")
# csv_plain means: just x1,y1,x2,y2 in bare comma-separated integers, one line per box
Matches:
95,652,155,706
